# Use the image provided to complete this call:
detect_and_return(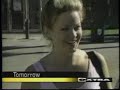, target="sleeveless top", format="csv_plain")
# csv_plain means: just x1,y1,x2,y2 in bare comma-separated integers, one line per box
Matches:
33,60,100,89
